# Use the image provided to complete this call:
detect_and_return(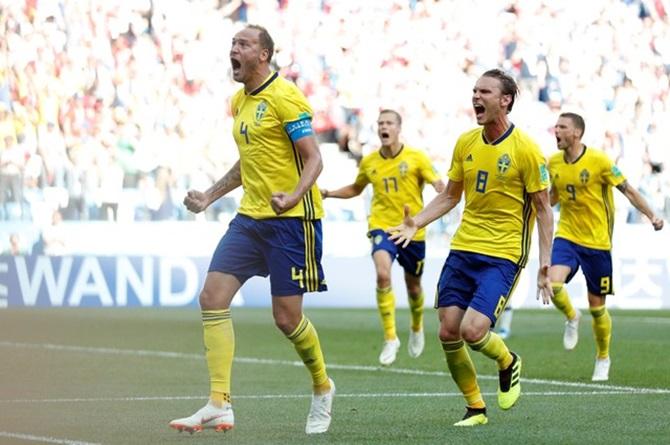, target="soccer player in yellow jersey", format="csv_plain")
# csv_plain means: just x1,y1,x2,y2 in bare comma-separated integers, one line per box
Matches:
548,112,663,381
321,109,445,366
390,69,554,426
169,25,334,435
